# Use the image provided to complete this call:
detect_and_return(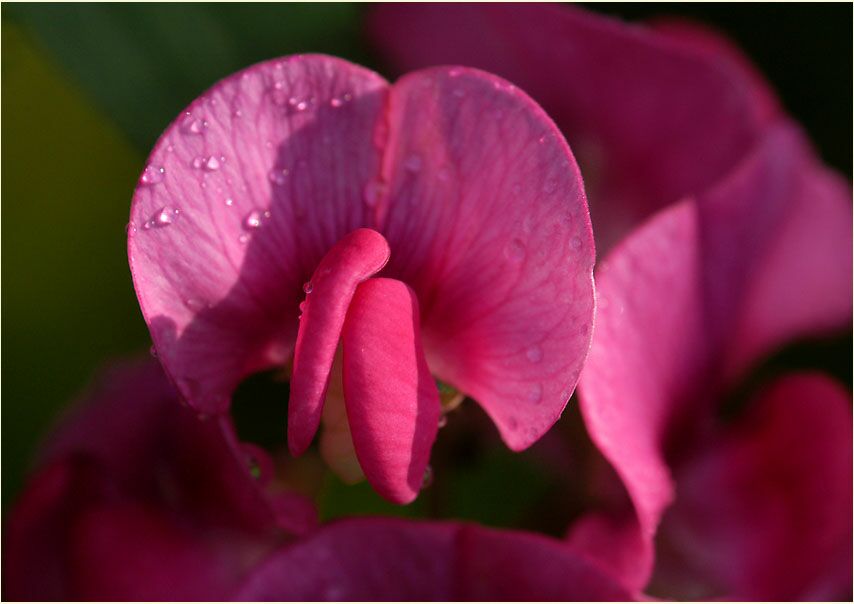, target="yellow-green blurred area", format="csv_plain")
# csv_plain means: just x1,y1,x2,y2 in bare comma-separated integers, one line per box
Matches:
2,4,851,514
